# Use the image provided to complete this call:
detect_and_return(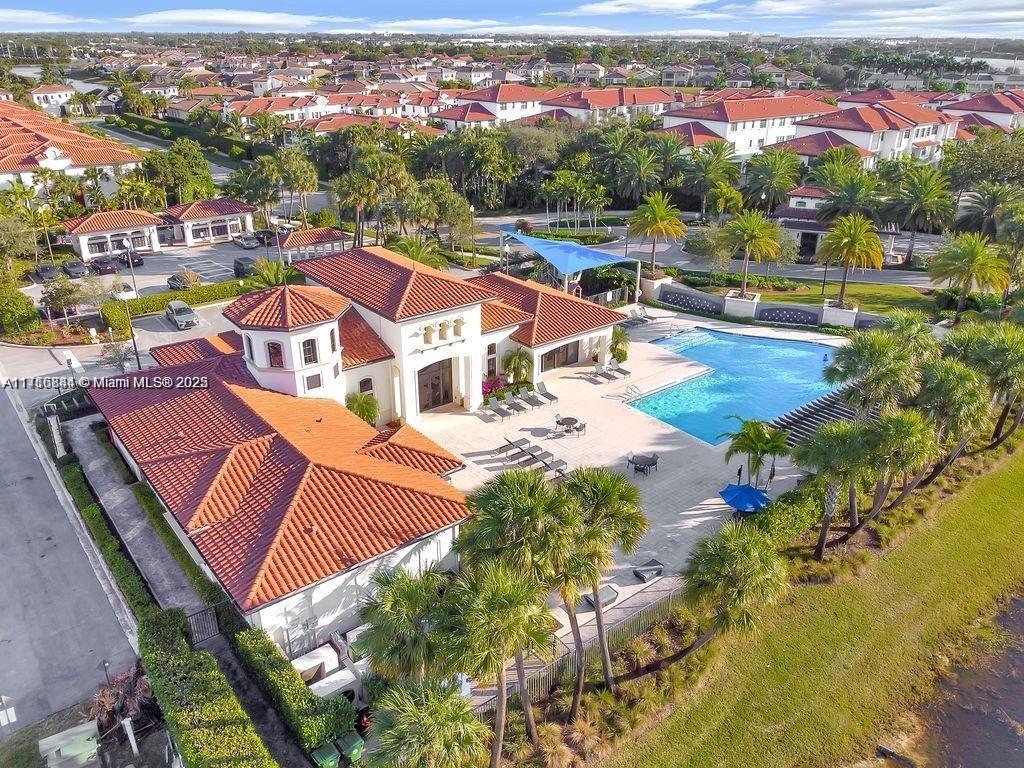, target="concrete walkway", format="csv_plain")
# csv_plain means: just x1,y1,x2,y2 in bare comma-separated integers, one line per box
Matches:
65,416,311,767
